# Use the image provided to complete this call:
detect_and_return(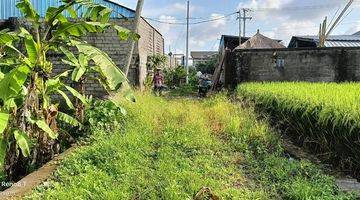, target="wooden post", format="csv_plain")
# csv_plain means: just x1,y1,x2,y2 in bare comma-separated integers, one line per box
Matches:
124,0,144,77
211,49,228,91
